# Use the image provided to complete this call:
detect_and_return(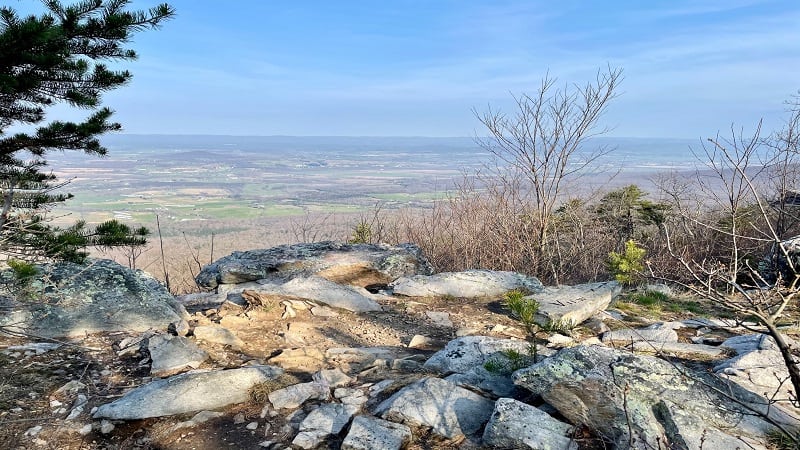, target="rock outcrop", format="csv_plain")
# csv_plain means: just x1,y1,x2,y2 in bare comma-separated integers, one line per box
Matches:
195,241,432,289
513,345,797,449
0,259,188,337
390,269,543,298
